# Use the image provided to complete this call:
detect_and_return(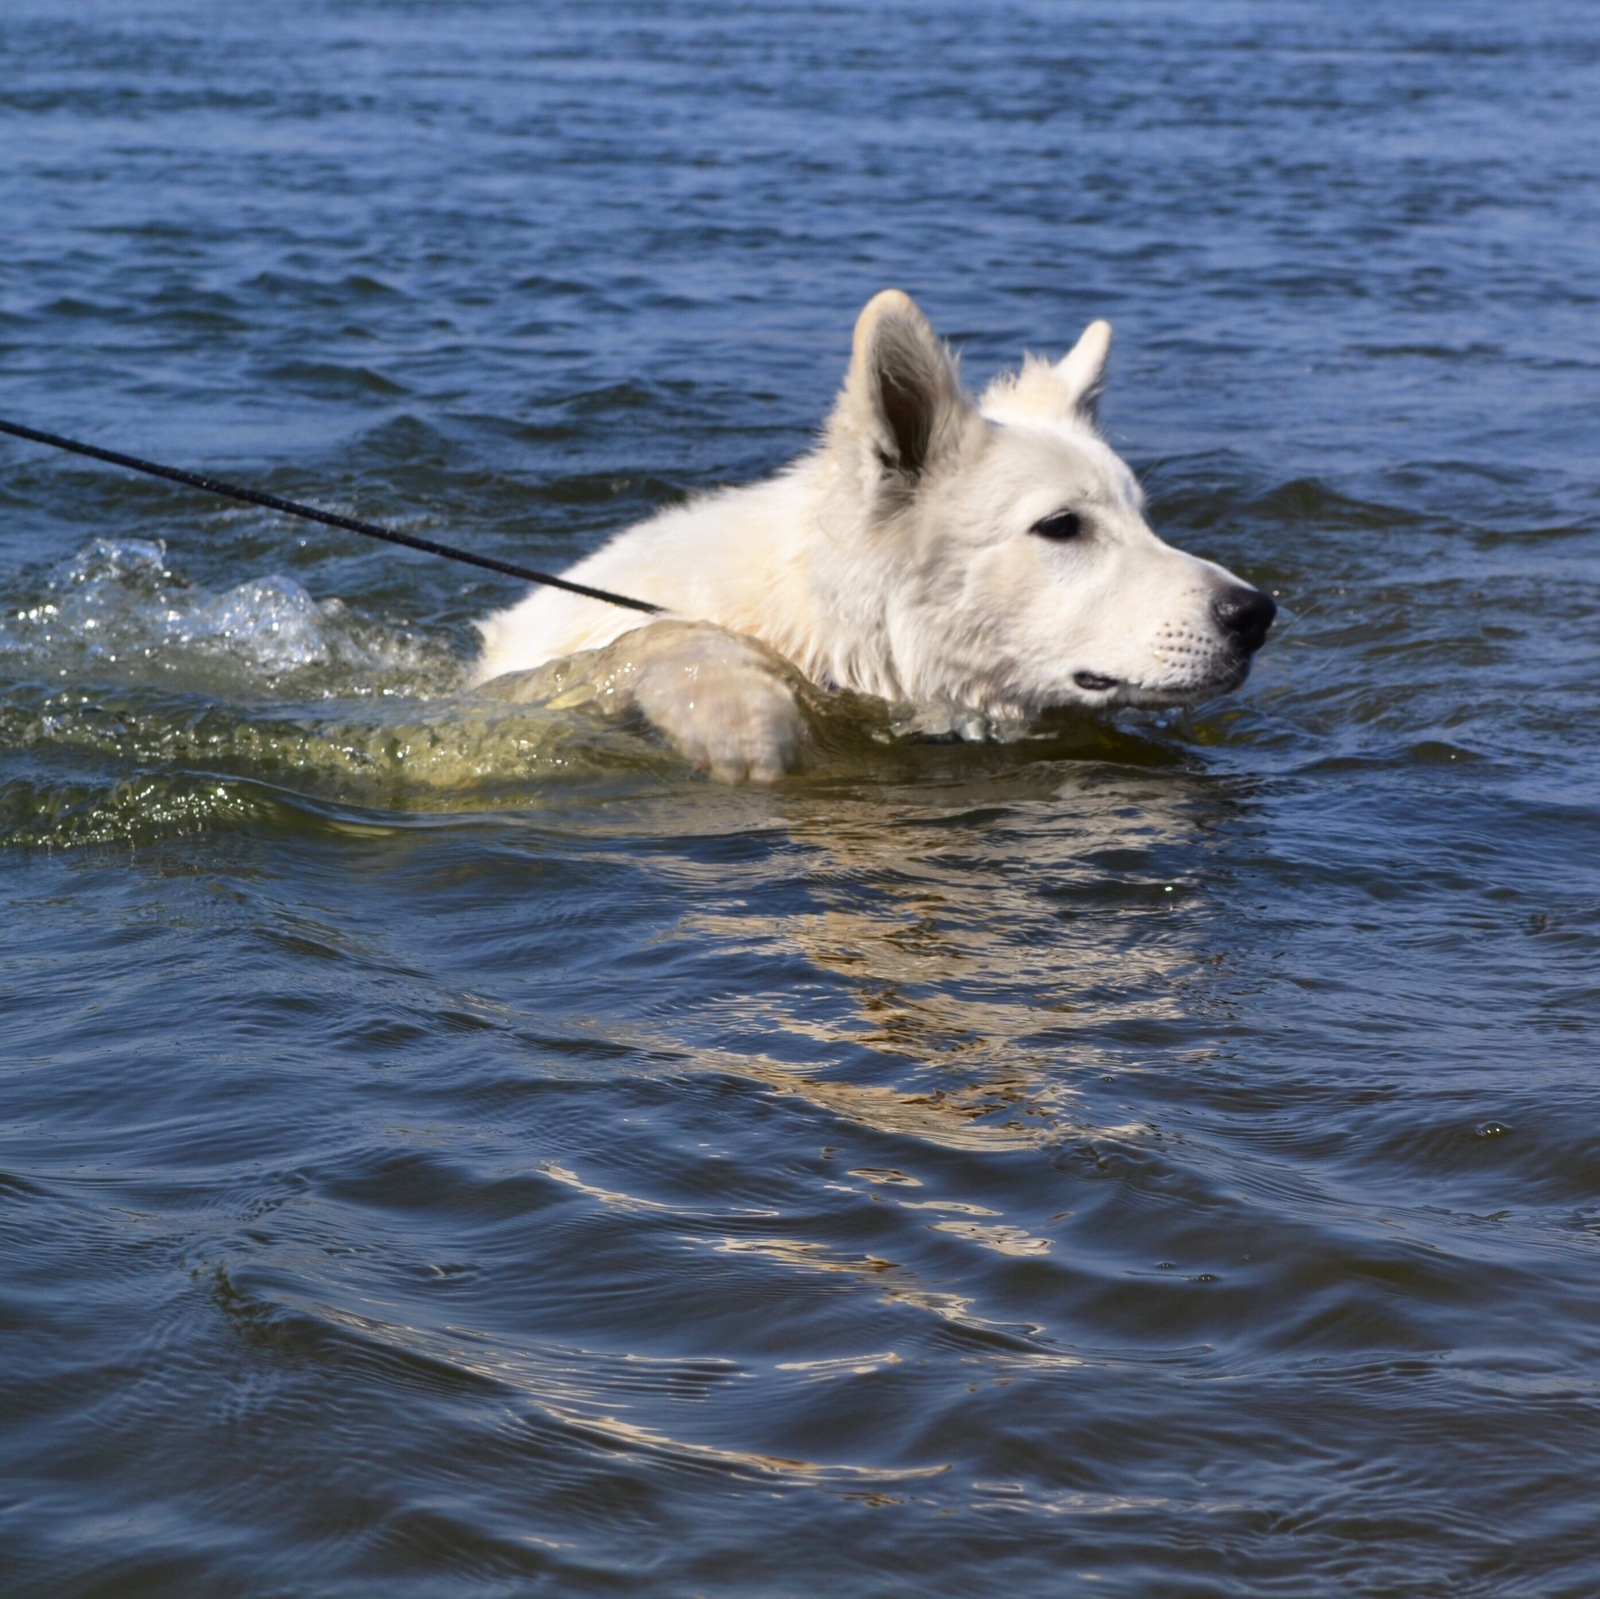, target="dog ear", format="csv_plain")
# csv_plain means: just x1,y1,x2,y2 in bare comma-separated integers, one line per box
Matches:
1053,319,1112,421
841,290,969,479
